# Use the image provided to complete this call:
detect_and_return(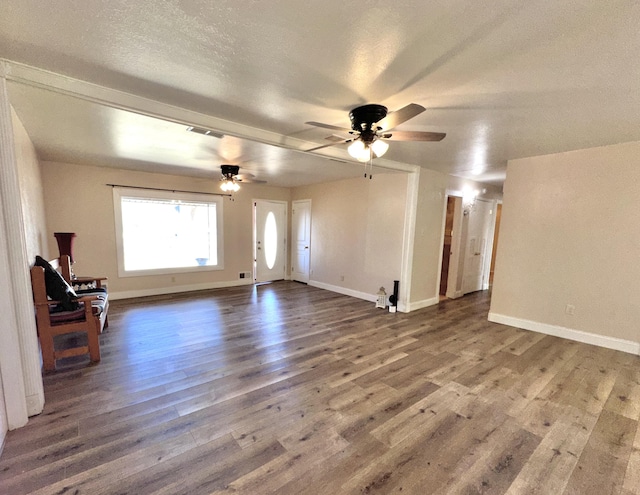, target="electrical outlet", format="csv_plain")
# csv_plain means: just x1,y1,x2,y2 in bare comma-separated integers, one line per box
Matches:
340,275,344,282
239,271,252,280
565,304,575,316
